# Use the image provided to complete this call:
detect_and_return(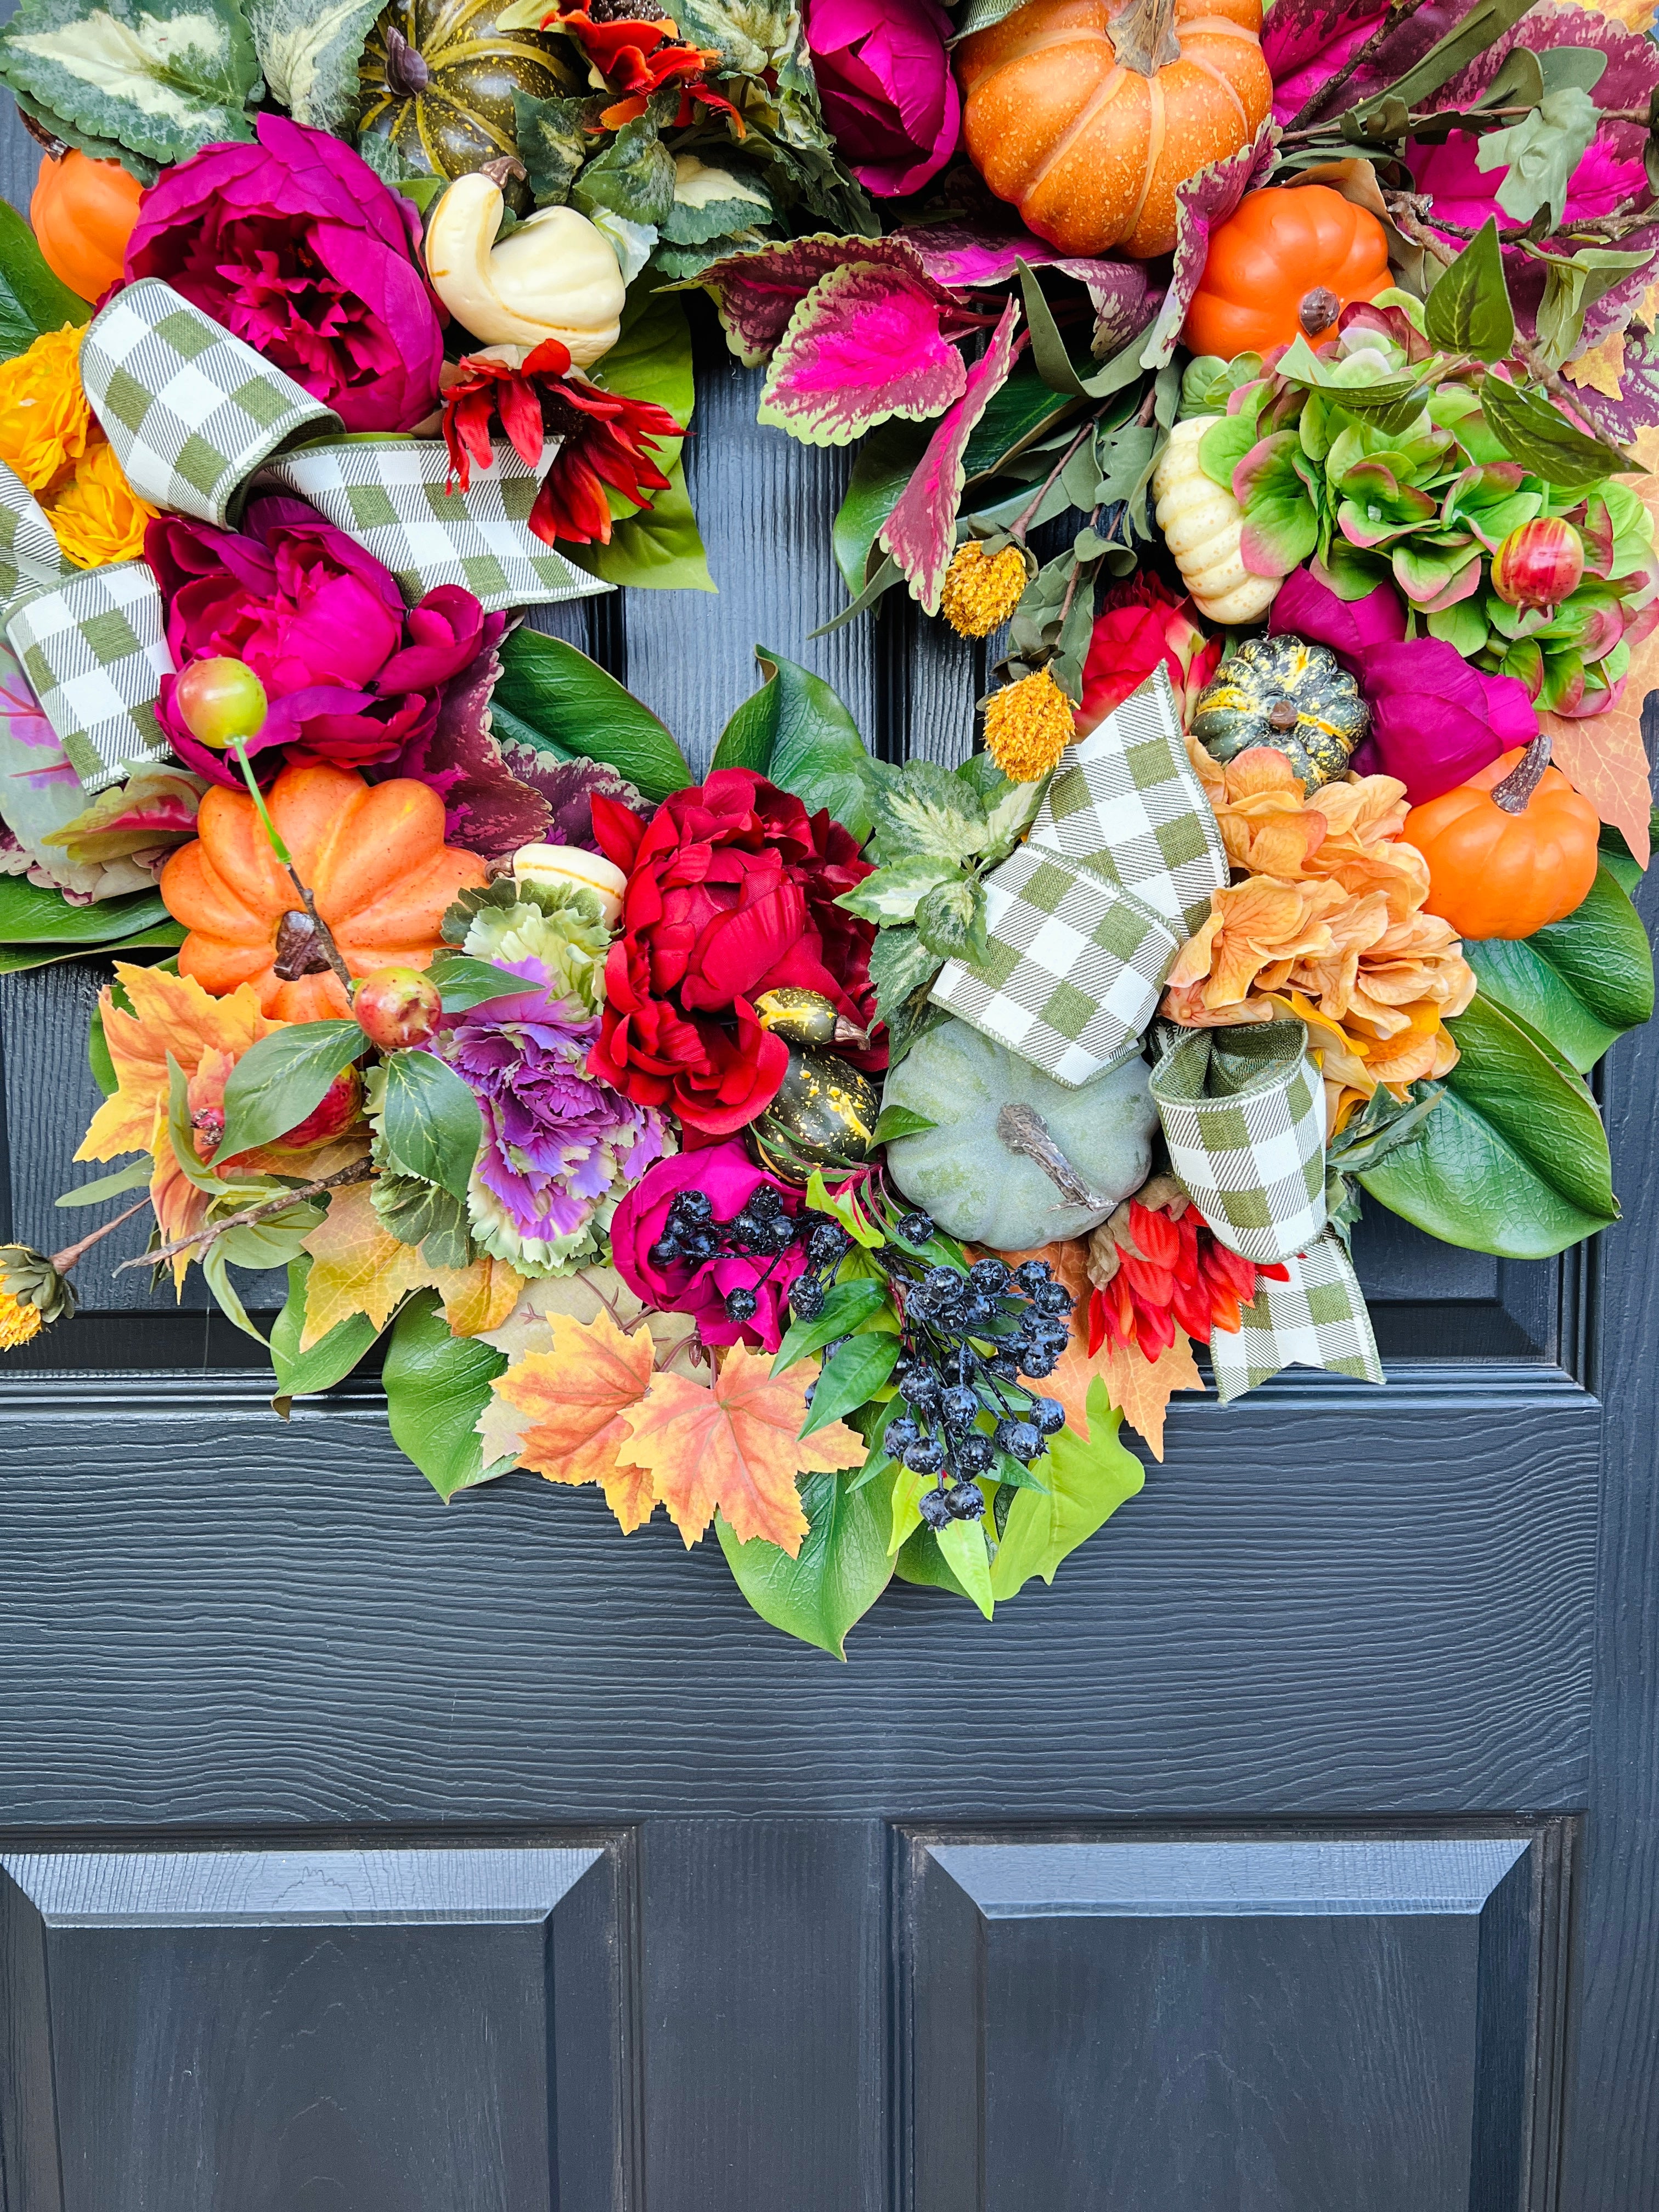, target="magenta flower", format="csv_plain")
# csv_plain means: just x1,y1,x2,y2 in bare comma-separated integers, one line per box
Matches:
611,1144,808,1352
804,0,961,197
1269,565,1406,677
1354,639,1538,803
125,115,443,433
148,496,501,784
